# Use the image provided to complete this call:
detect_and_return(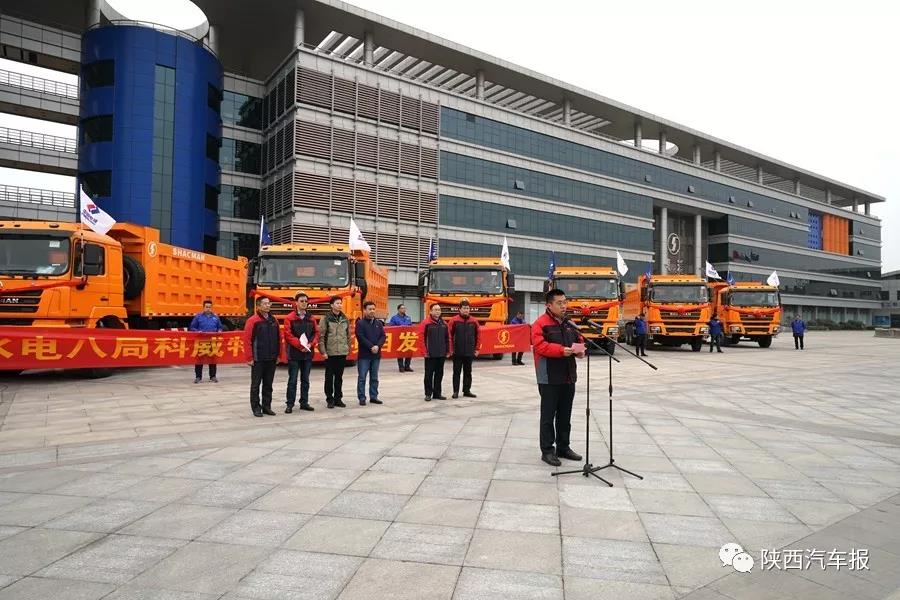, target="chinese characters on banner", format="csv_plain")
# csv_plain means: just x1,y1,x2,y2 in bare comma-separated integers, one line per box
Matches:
0,324,531,371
